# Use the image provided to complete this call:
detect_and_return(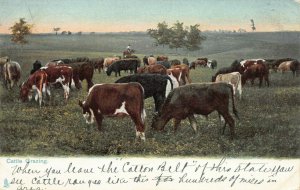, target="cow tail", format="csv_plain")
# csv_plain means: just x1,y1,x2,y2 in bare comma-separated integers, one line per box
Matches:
230,84,239,119
138,84,146,123
69,70,73,88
